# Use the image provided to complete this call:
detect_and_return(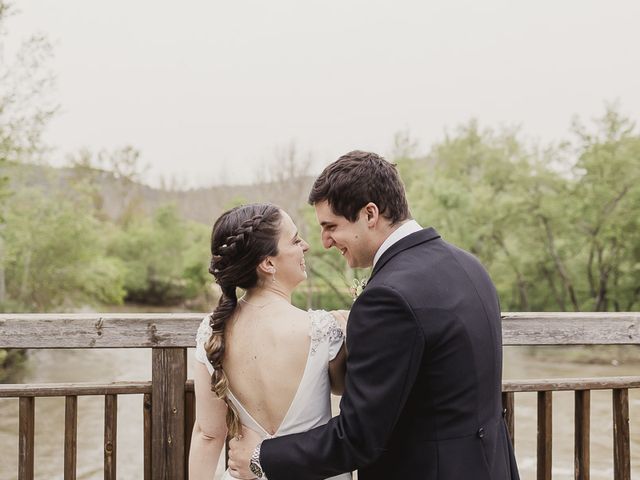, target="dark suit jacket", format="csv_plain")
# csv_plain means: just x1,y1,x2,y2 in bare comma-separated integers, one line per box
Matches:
261,228,520,479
